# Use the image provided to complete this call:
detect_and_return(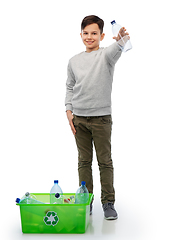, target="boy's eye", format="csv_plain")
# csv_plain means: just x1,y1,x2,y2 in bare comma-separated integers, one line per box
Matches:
83,32,97,35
